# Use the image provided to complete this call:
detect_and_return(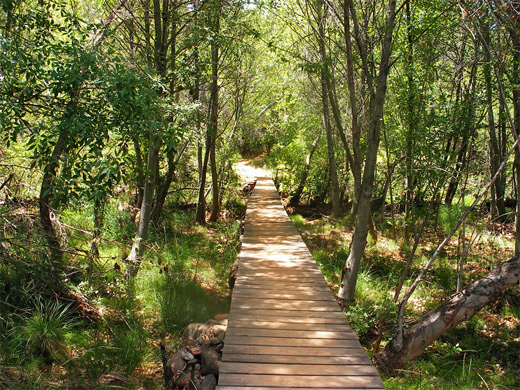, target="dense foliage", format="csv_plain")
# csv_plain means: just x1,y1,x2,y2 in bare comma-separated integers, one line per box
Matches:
1,0,519,388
